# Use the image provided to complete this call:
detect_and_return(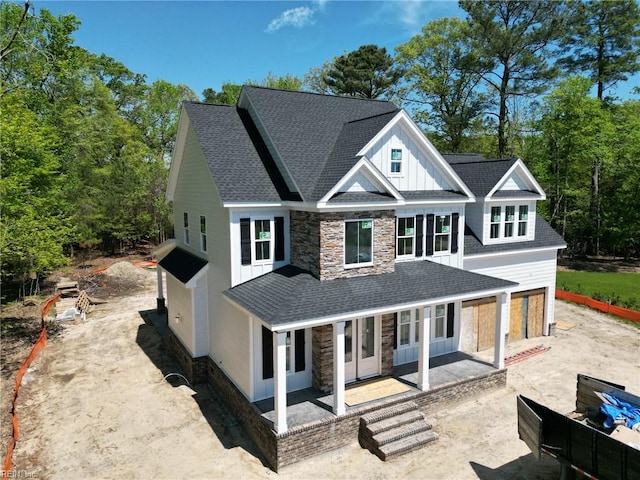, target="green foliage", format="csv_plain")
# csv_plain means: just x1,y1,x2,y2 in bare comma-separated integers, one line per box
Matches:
560,0,640,100
396,17,490,152
324,44,401,99
202,82,242,105
557,271,640,310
